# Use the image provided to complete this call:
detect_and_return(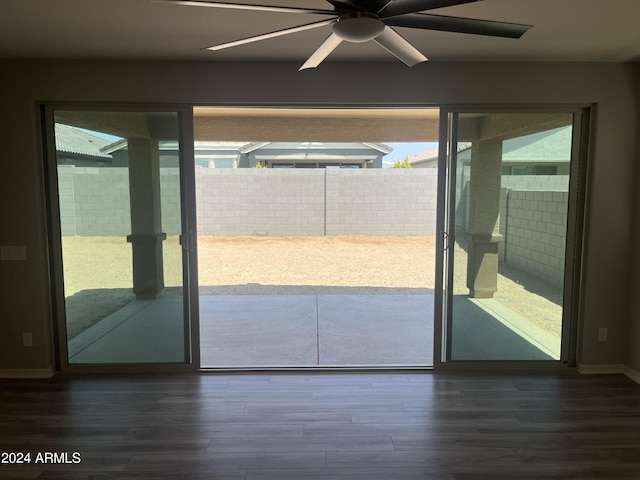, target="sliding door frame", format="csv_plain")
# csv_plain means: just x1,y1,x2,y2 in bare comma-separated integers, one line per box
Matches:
42,101,592,373
433,104,592,372
42,103,200,374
